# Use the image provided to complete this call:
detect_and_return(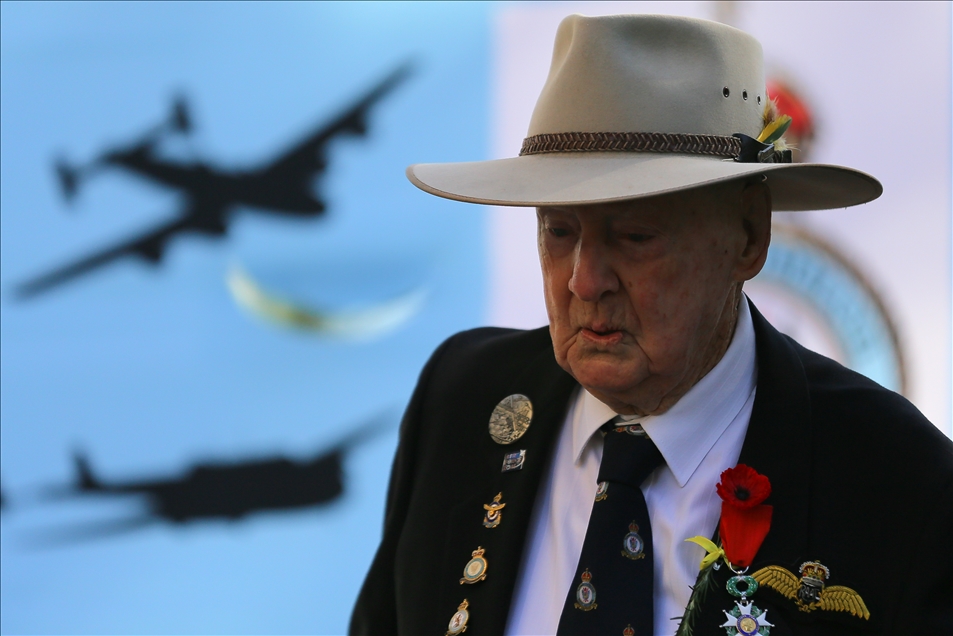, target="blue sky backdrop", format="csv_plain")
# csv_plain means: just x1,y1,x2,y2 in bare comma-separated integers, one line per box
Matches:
1,3,490,633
